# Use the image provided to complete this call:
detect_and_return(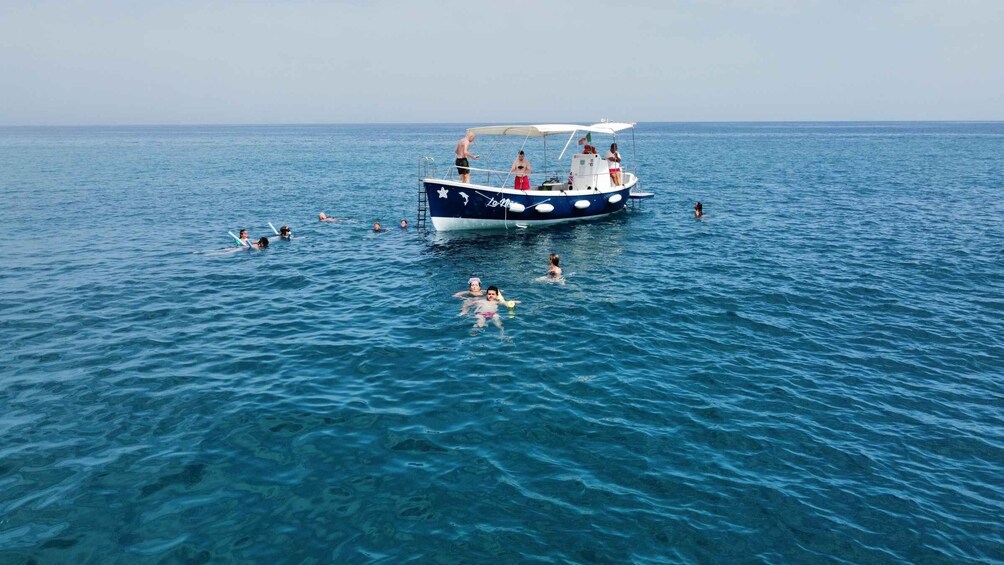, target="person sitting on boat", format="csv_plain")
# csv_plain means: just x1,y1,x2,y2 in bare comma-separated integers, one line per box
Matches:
455,130,479,184
510,150,532,190
606,143,622,186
